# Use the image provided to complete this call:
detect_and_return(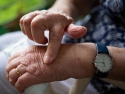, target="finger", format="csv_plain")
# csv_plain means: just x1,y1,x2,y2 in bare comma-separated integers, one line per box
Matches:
6,57,20,74
44,24,64,64
23,12,40,40
20,11,41,35
8,69,19,86
8,77,15,86
6,72,9,80
31,14,48,44
9,64,26,84
8,52,20,62
20,15,27,35
15,72,41,93
66,24,87,38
